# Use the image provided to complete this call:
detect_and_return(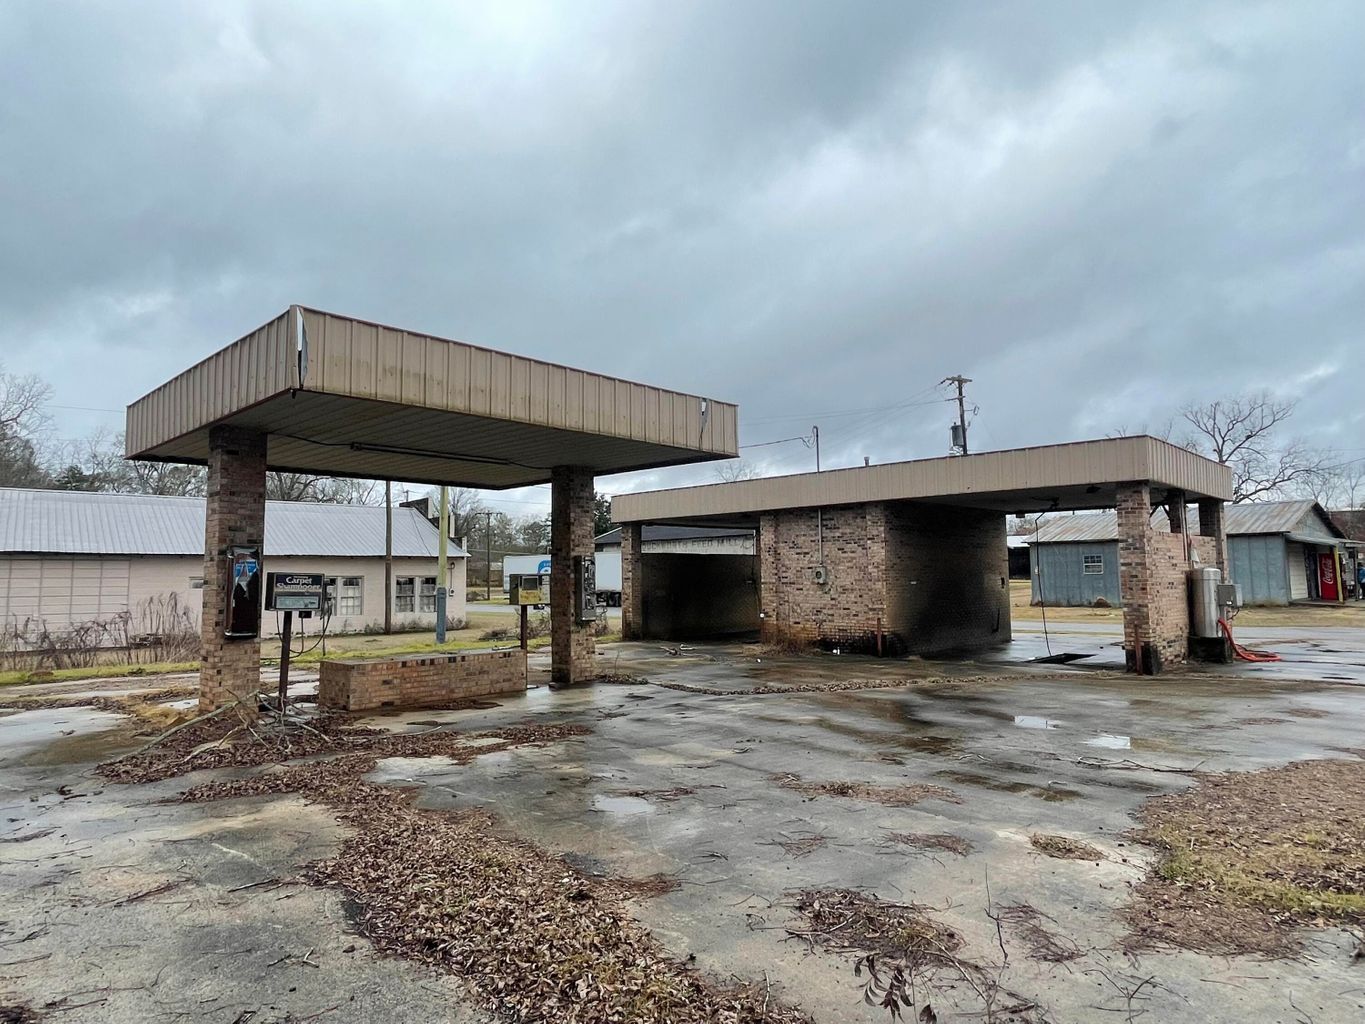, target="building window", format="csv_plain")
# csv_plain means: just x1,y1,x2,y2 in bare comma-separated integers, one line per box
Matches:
326,576,364,616
419,576,438,613
395,576,415,613
188,577,205,590
1082,555,1104,575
